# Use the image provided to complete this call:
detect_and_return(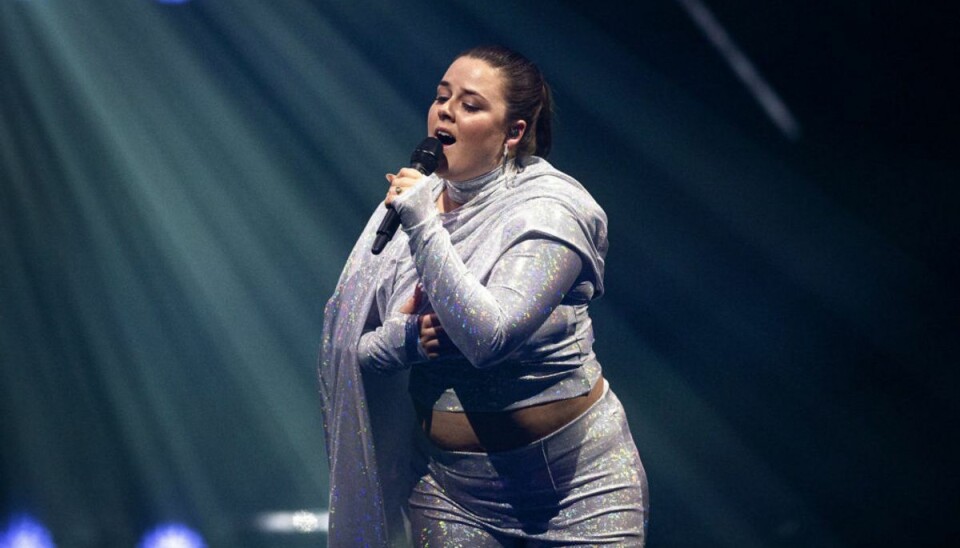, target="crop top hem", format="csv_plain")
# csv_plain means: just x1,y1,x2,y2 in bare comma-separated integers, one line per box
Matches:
408,358,602,412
